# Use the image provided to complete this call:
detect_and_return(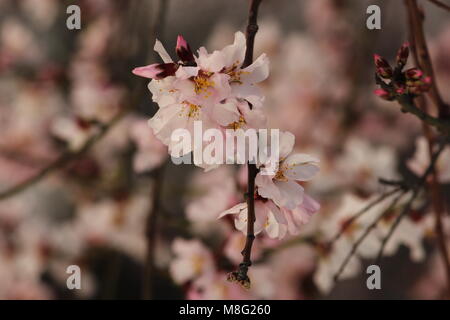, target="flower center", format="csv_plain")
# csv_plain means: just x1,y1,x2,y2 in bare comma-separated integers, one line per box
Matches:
225,61,248,84
227,116,246,130
180,101,202,119
193,71,215,96
274,168,288,181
